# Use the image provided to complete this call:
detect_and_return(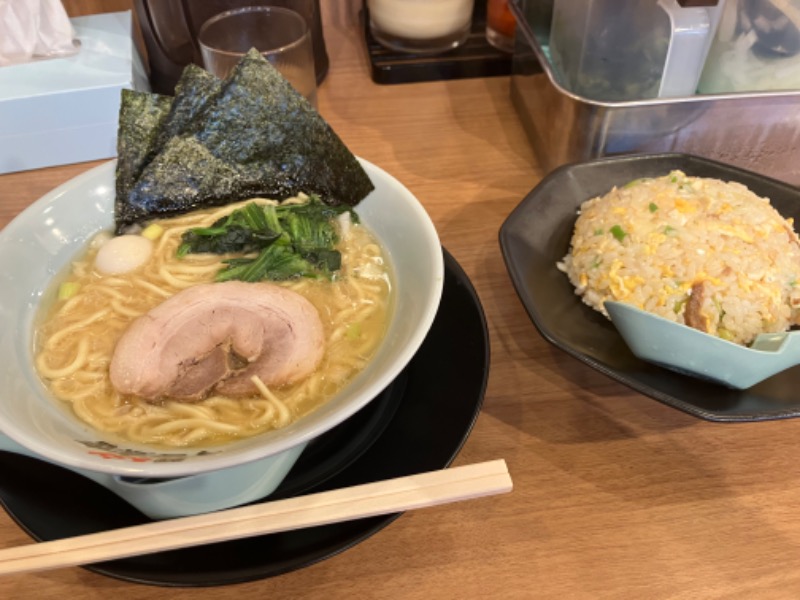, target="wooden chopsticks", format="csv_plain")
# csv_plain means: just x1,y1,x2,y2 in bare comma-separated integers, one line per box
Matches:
0,459,511,576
